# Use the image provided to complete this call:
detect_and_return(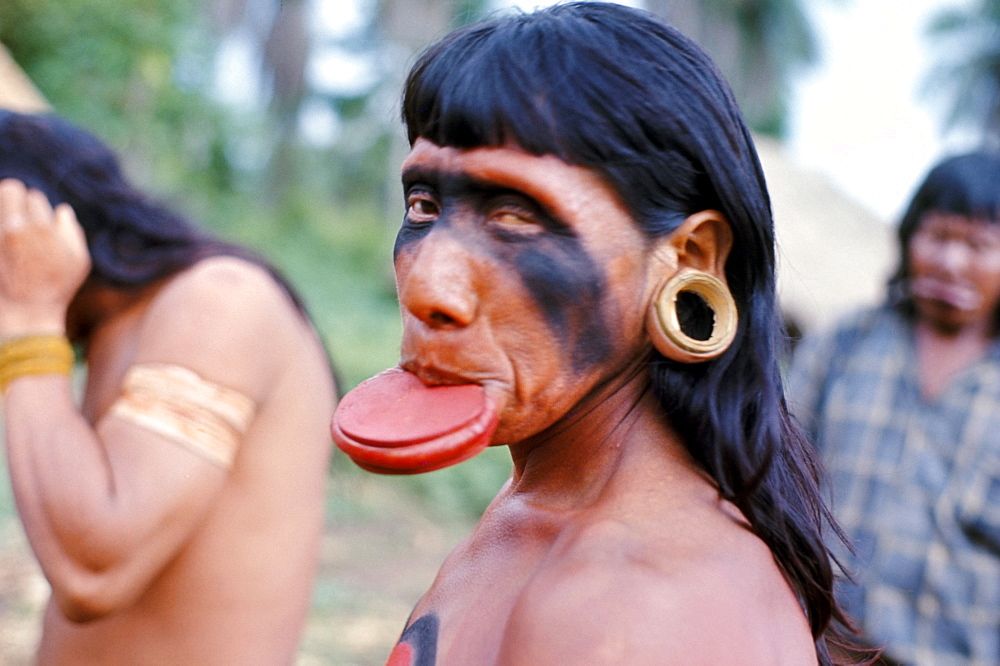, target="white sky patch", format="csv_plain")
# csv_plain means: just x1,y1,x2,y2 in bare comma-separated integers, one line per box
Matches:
299,97,342,146
312,0,369,39
788,0,975,222
308,47,379,97
212,30,263,108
